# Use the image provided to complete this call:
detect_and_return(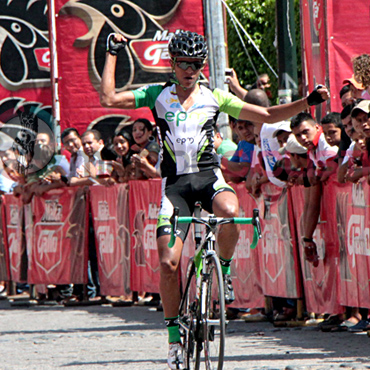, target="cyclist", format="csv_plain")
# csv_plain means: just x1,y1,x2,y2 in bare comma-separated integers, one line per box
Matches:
100,30,329,370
